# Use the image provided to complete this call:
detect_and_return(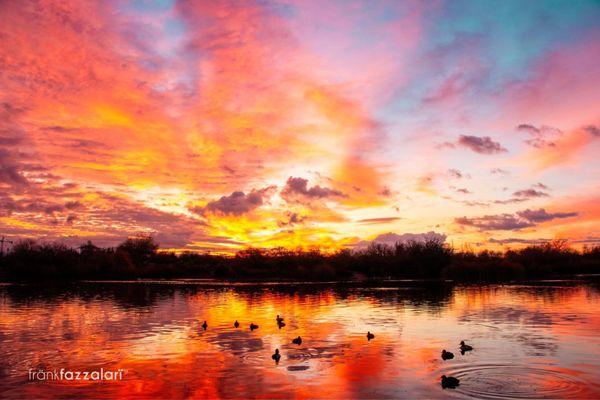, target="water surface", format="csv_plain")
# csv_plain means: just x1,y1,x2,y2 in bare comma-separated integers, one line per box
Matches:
1,280,599,399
